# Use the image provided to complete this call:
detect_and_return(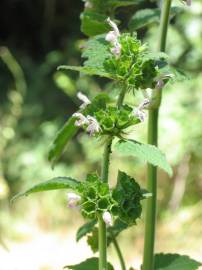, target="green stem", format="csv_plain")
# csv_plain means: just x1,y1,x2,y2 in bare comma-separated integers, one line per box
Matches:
111,232,126,270
99,83,127,270
99,215,108,270
99,137,113,270
142,1,172,270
